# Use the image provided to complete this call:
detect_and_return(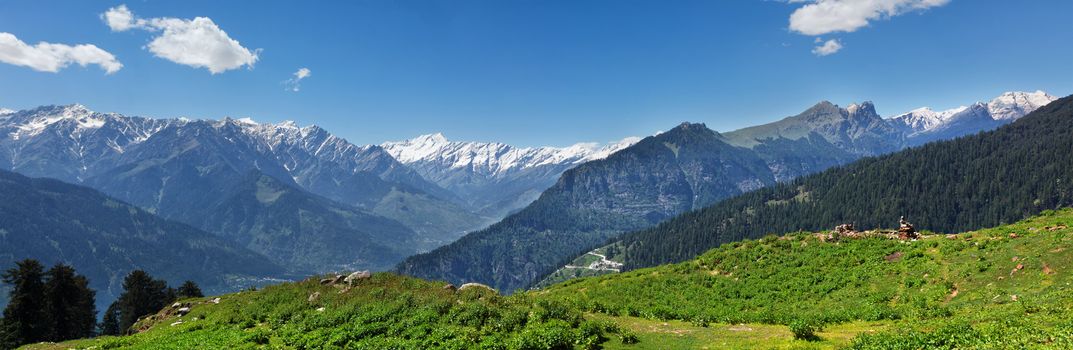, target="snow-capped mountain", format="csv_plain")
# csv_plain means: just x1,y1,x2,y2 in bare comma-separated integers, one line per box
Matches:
888,91,1056,144
0,105,487,254
988,90,1057,120
382,133,640,217
383,133,639,177
0,108,14,115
